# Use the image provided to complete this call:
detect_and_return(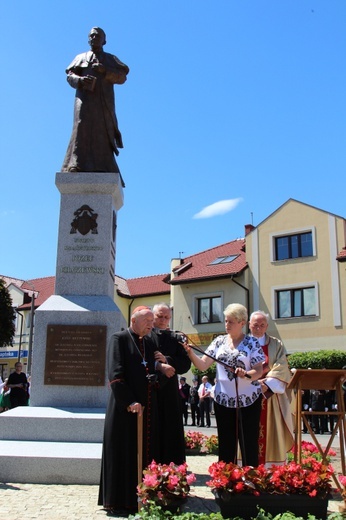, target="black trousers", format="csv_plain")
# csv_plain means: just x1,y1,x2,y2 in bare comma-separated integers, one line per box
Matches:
199,397,211,426
190,403,200,425
181,399,188,424
214,396,262,466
